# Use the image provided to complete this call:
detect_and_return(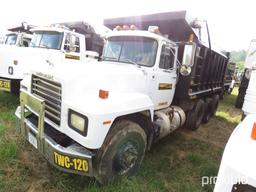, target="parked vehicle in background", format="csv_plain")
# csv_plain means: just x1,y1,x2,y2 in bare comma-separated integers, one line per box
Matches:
214,114,256,191
224,62,237,94
0,35,6,44
236,39,256,108
0,21,104,93
3,22,34,47
242,69,256,115
15,11,229,183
